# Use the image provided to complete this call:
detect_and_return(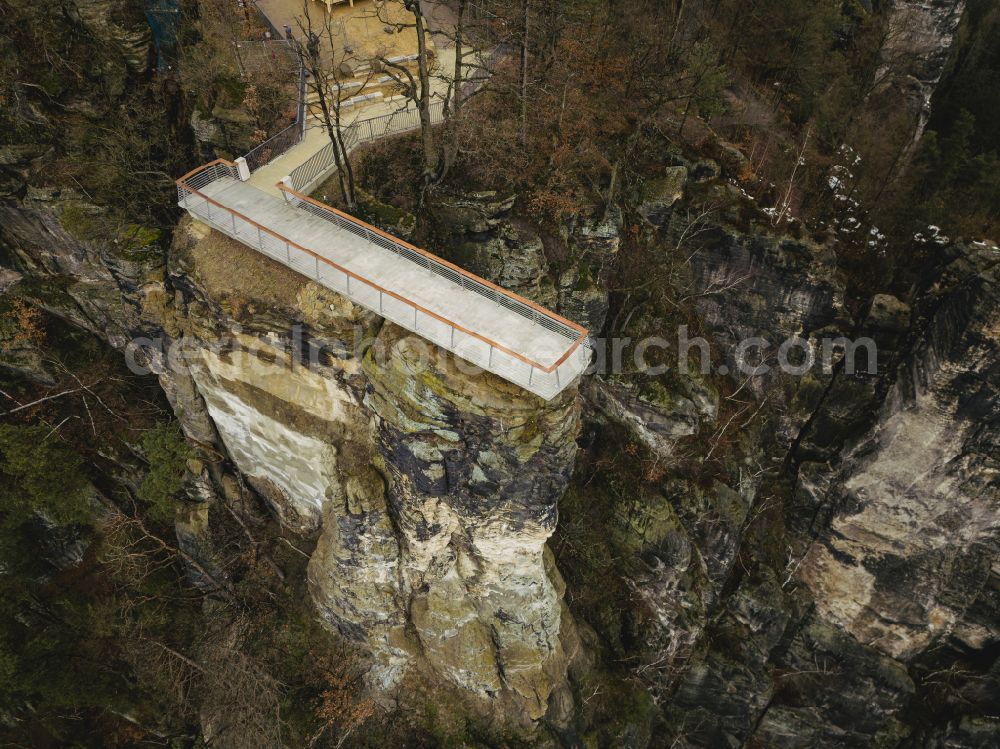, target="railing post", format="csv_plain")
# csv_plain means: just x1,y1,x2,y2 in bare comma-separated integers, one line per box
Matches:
257,225,263,249
346,274,351,294
231,212,237,235
235,157,251,181
286,242,291,263
528,366,534,386
413,307,418,329
379,291,383,314
315,255,319,278
280,176,295,203
488,346,493,367
450,327,455,347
